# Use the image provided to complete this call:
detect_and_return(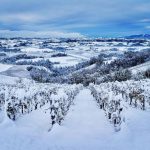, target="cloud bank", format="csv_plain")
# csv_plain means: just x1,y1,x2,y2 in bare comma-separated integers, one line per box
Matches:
0,30,84,38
